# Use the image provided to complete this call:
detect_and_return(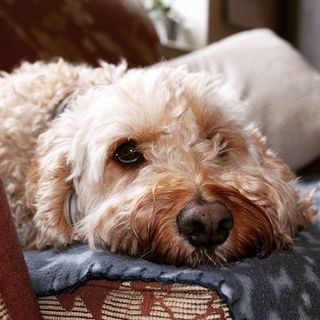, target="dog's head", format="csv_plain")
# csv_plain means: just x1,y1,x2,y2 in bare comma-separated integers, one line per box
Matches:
28,66,315,266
